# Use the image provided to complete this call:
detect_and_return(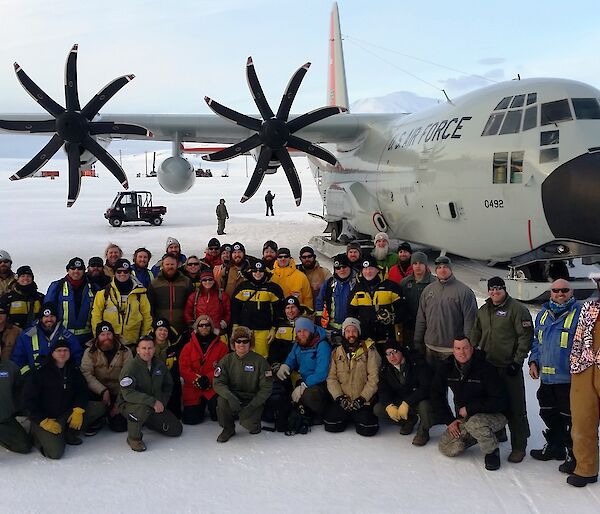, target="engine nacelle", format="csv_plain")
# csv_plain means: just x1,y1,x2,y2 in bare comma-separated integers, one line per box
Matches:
158,156,195,194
